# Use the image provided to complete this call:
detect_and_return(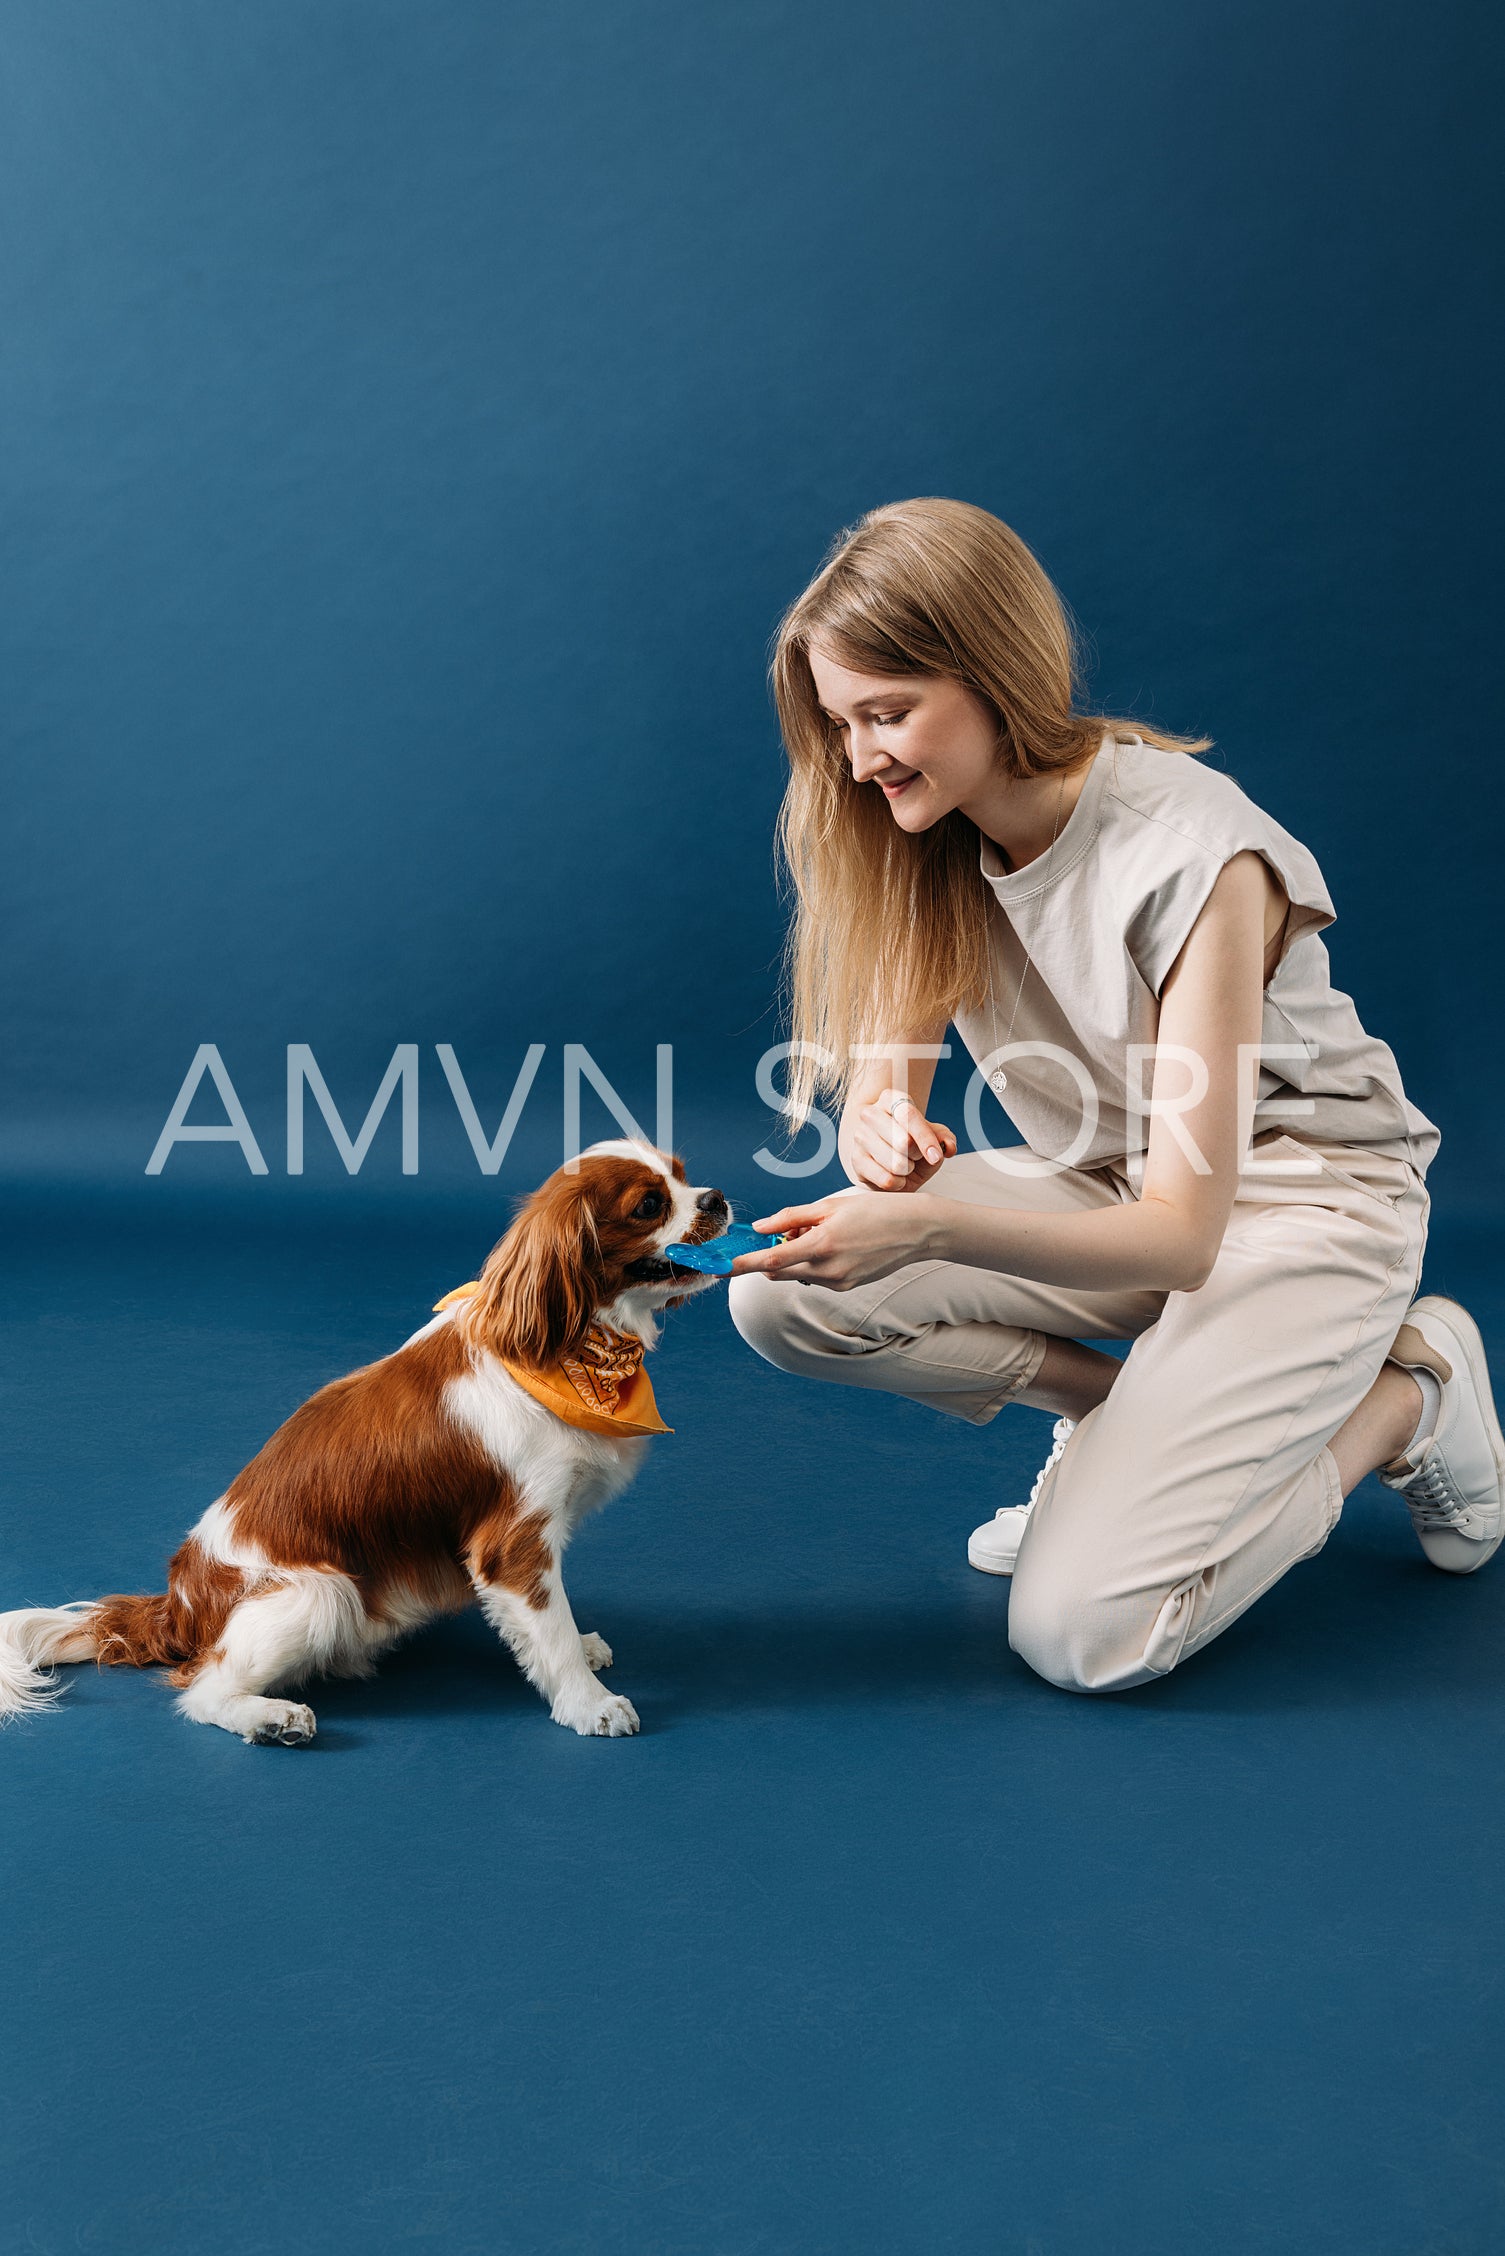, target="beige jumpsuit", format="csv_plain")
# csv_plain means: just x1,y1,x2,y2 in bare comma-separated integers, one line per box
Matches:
728,735,1438,1693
